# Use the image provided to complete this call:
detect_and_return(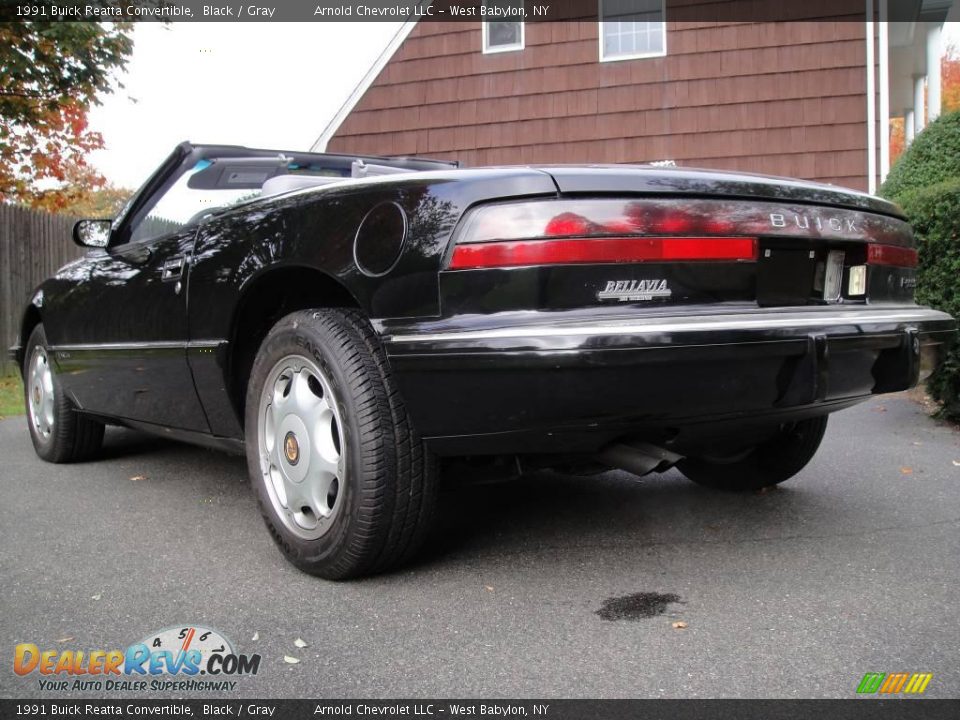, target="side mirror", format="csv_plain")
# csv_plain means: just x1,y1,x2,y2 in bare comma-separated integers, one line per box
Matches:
73,219,113,248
